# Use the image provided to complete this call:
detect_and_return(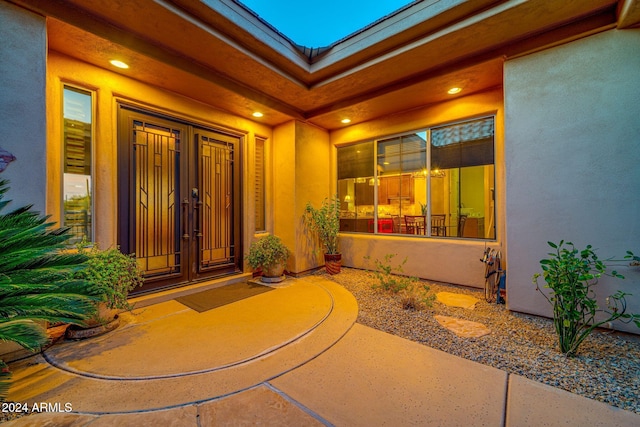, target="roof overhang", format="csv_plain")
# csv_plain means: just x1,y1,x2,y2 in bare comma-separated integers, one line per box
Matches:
8,0,638,129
